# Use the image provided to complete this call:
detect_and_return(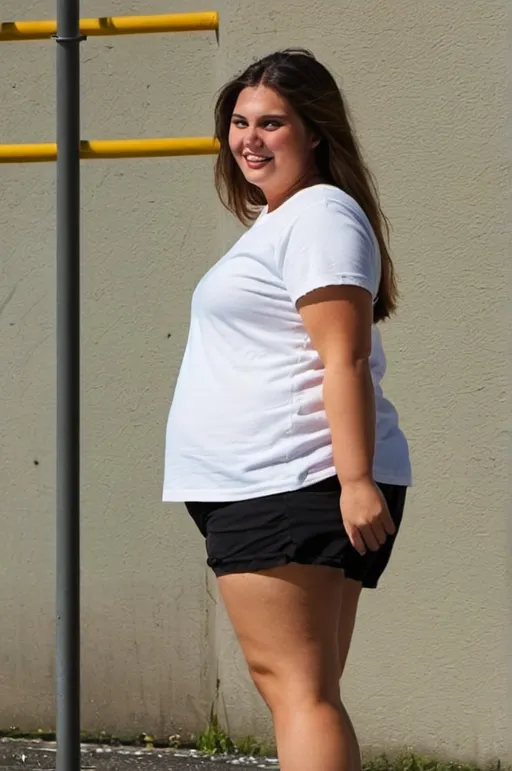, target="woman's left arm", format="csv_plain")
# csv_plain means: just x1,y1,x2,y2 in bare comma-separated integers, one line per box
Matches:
297,284,396,556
